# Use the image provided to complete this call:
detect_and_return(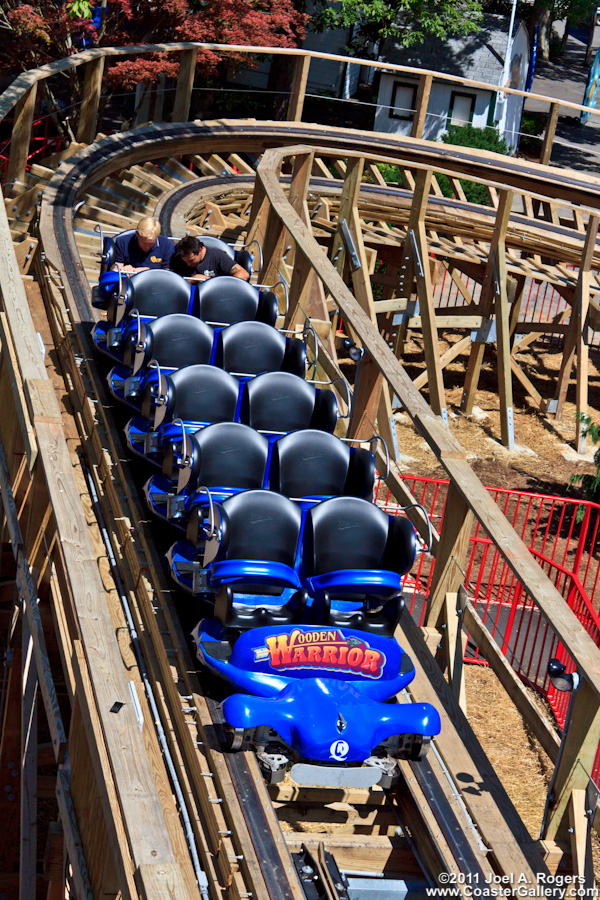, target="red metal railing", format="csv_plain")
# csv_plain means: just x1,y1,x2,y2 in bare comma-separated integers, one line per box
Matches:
376,475,600,773
376,476,600,610
1,117,64,187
